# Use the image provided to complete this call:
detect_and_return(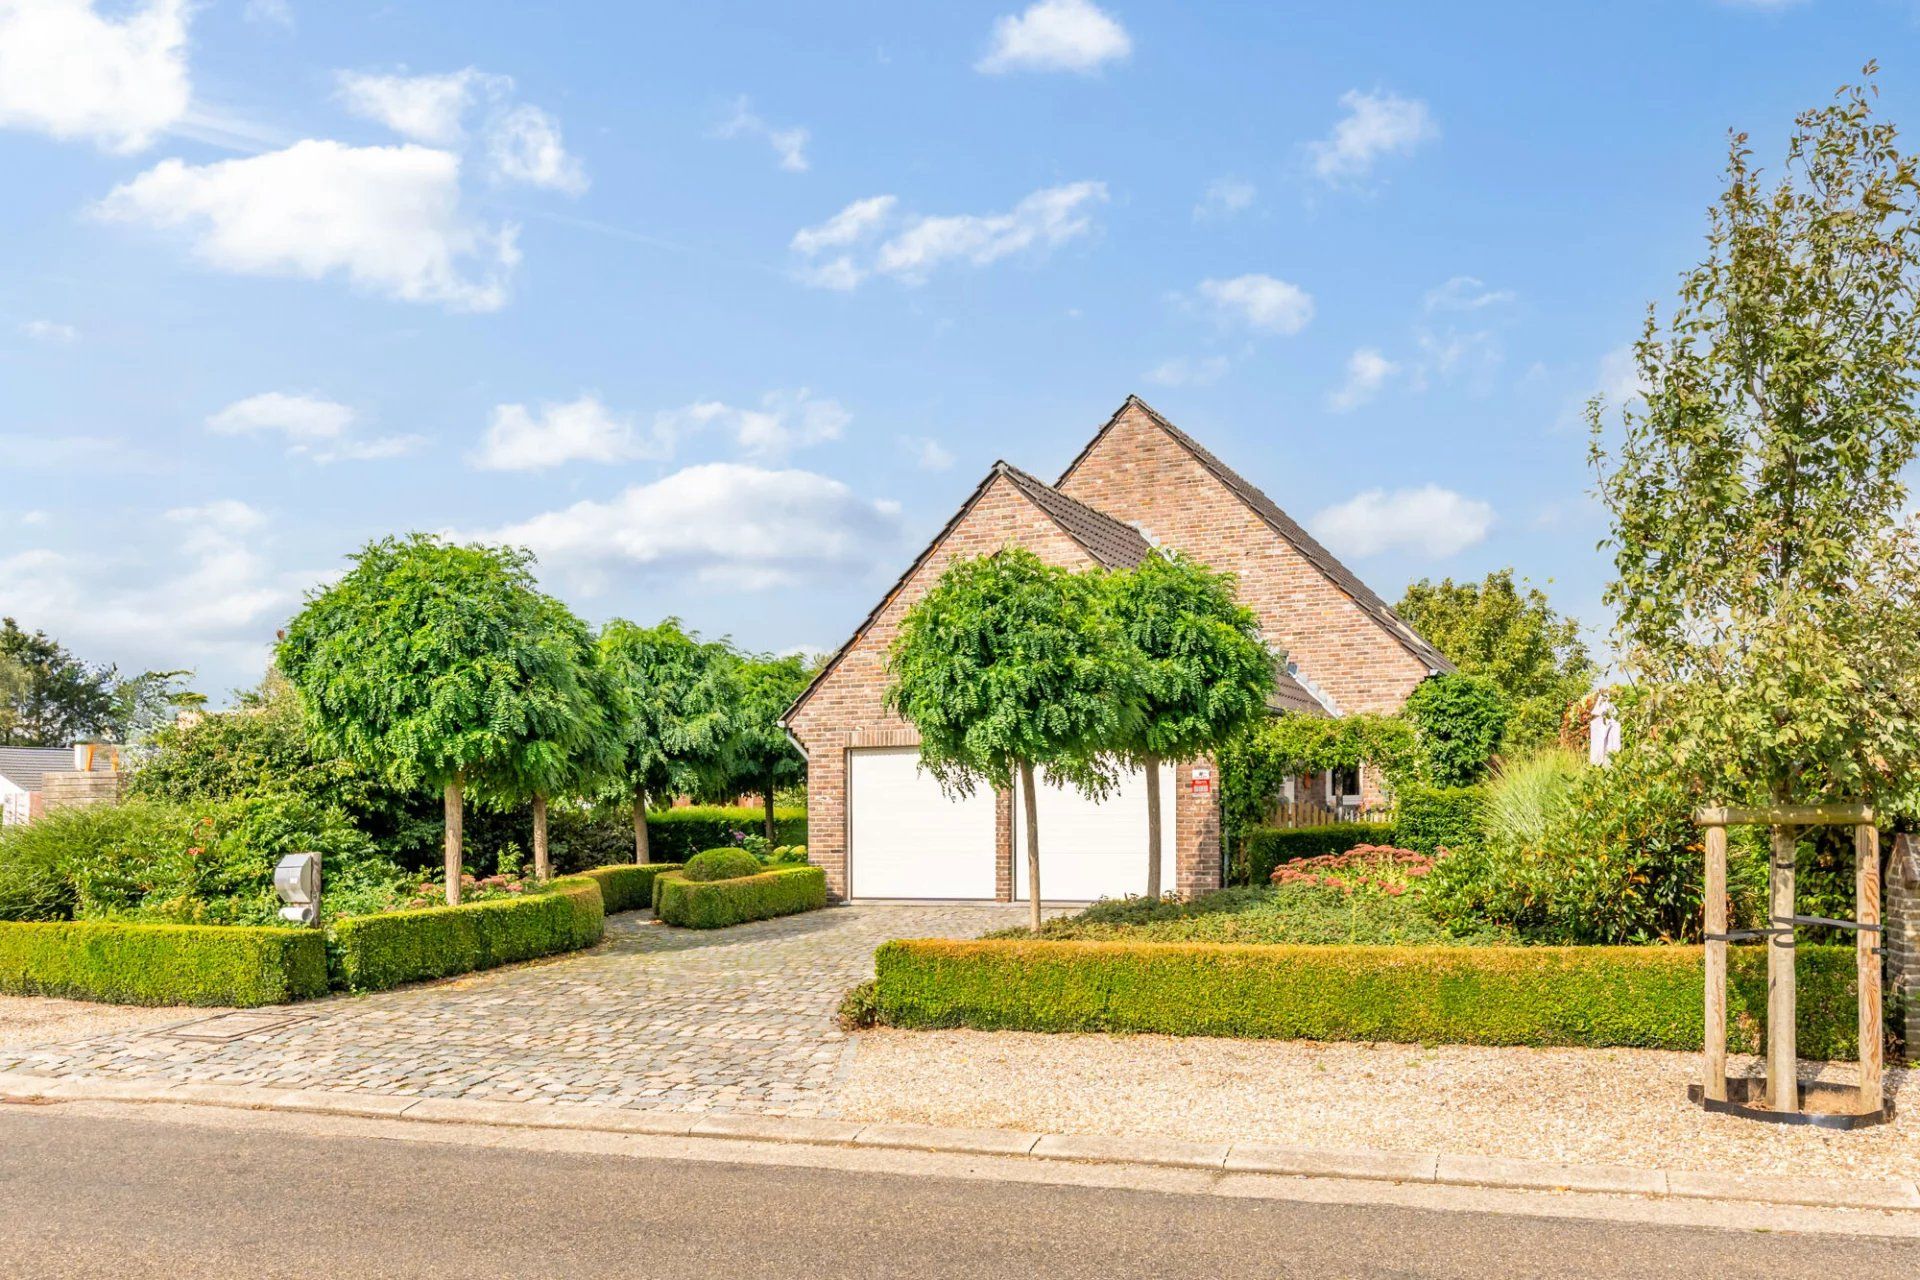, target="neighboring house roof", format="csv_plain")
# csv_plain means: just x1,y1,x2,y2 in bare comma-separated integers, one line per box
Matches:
0,747,77,793
1059,396,1455,675
780,461,1154,728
